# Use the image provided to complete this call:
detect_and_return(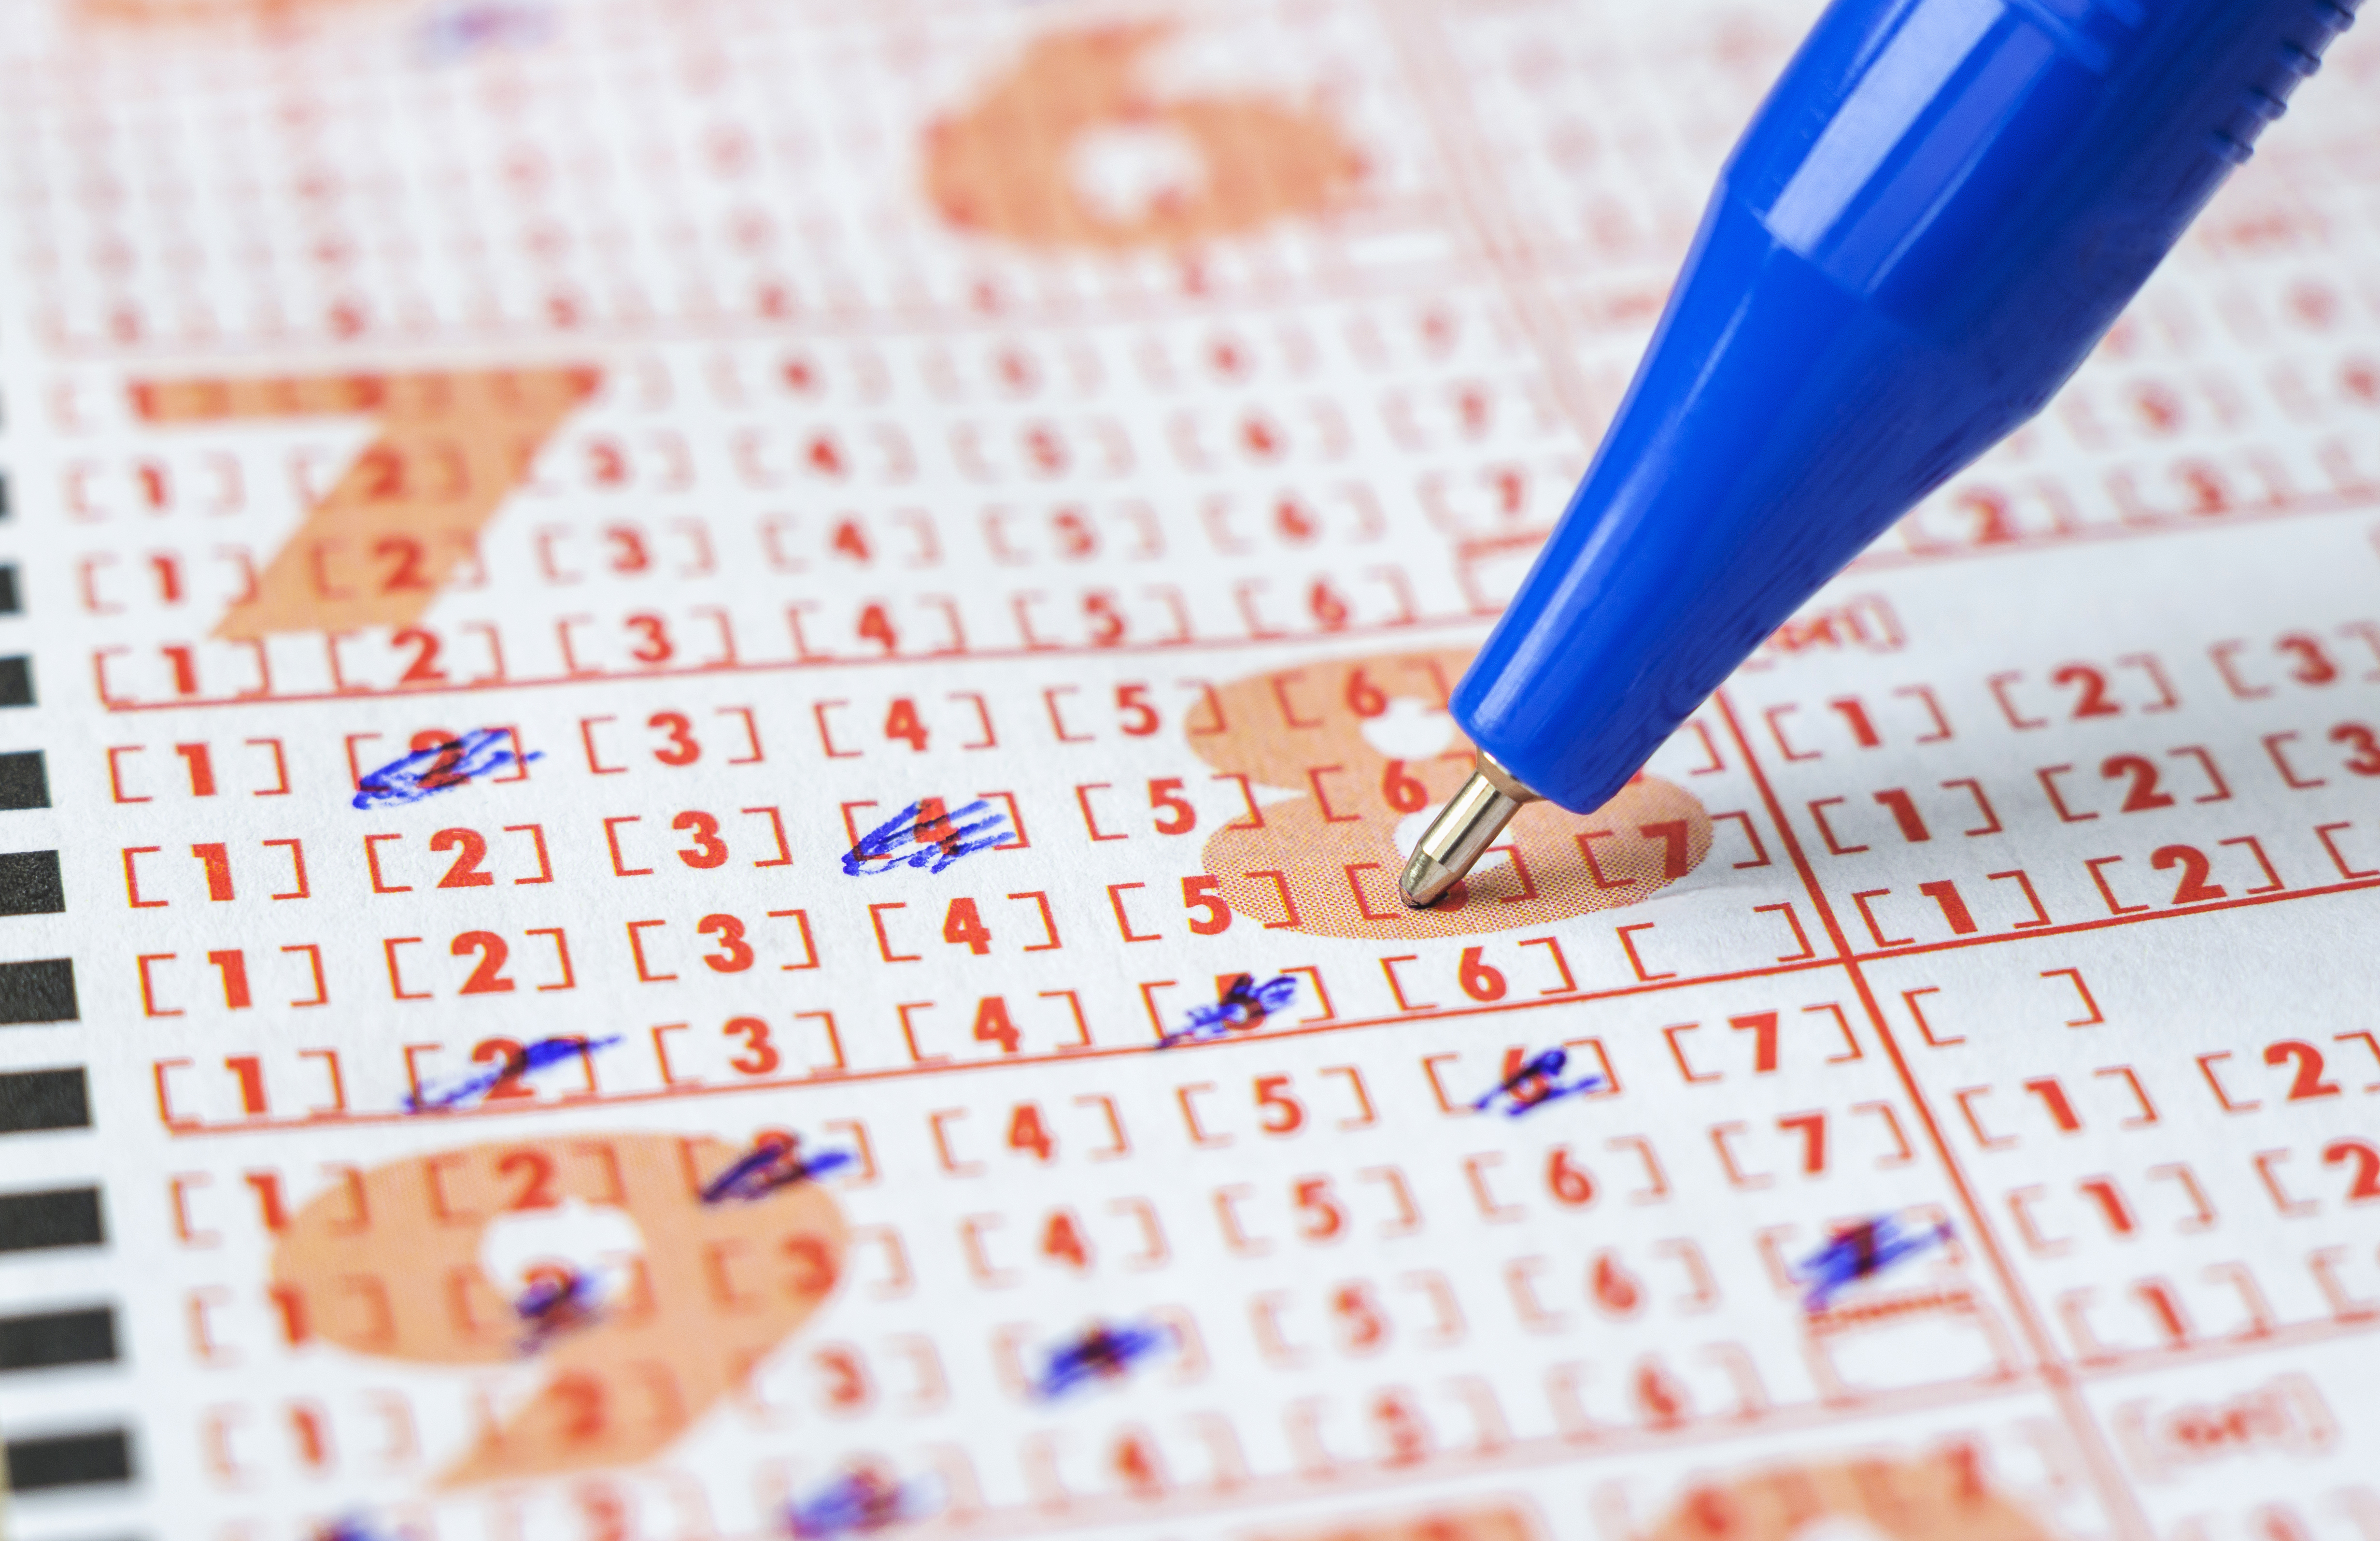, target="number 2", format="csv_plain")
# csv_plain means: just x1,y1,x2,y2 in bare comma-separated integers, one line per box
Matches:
2325,1138,2380,1202
2053,663,2119,718
453,931,516,993
496,1149,560,1210
468,1038,536,1102
393,626,447,683
2150,844,2225,904
2265,1040,2342,1100
375,535,430,591
432,828,494,888
2099,755,2173,812
411,730,469,790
